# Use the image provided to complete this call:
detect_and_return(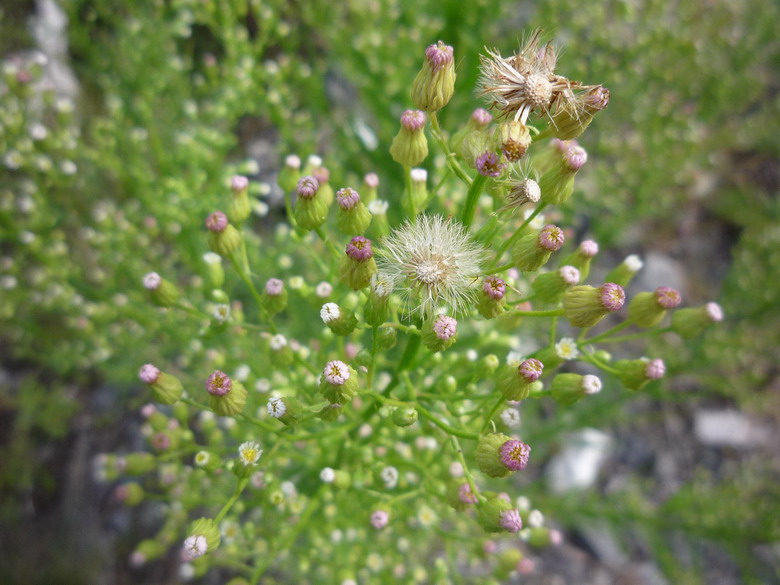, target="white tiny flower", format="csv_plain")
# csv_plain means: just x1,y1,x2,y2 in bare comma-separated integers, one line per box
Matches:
30,123,48,141
20,231,36,244
706,302,723,322
417,505,437,527
624,254,643,272
516,495,531,511
528,509,544,527
203,252,221,266
367,199,389,214
212,304,230,323
315,281,333,298
253,201,269,217
466,349,478,361
61,160,77,175
307,154,323,168
289,276,304,289
555,337,580,360
506,350,524,367
1,275,17,290
367,552,384,572
238,441,262,466
267,397,286,418
182,535,208,560
143,272,161,290
582,374,602,395
380,466,399,487
234,364,250,382
278,254,293,269
269,334,287,350
320,467,336,483
320,302,340,323
376,215,484,315
449,462,464,477
410,168,427,182
500,408,521,427
255,378,271,393
179,563,196,581
285,154,301,169
281,481,297,497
